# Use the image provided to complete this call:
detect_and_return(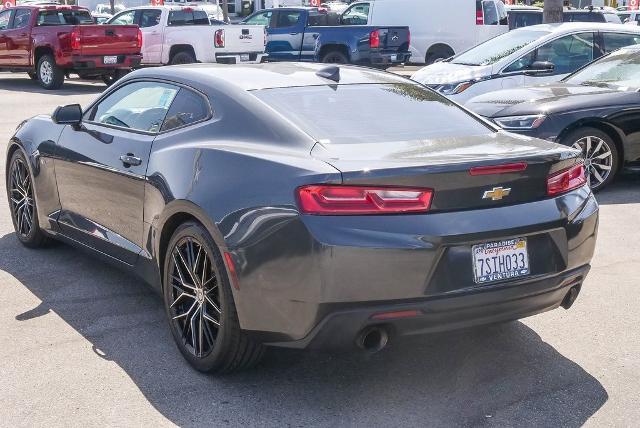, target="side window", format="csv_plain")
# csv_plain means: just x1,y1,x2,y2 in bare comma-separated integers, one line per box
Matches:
110,10,136,25
13,9,32,29
0,10,12,30
168,10,210,26
140,9,162,28
482,1,498,25
274,11,301,29
535,32,594,74
244,11,272,27
503,50,536,73
341,3,369,25
602,32,640,53
90,82,179,133
161,88,210,132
